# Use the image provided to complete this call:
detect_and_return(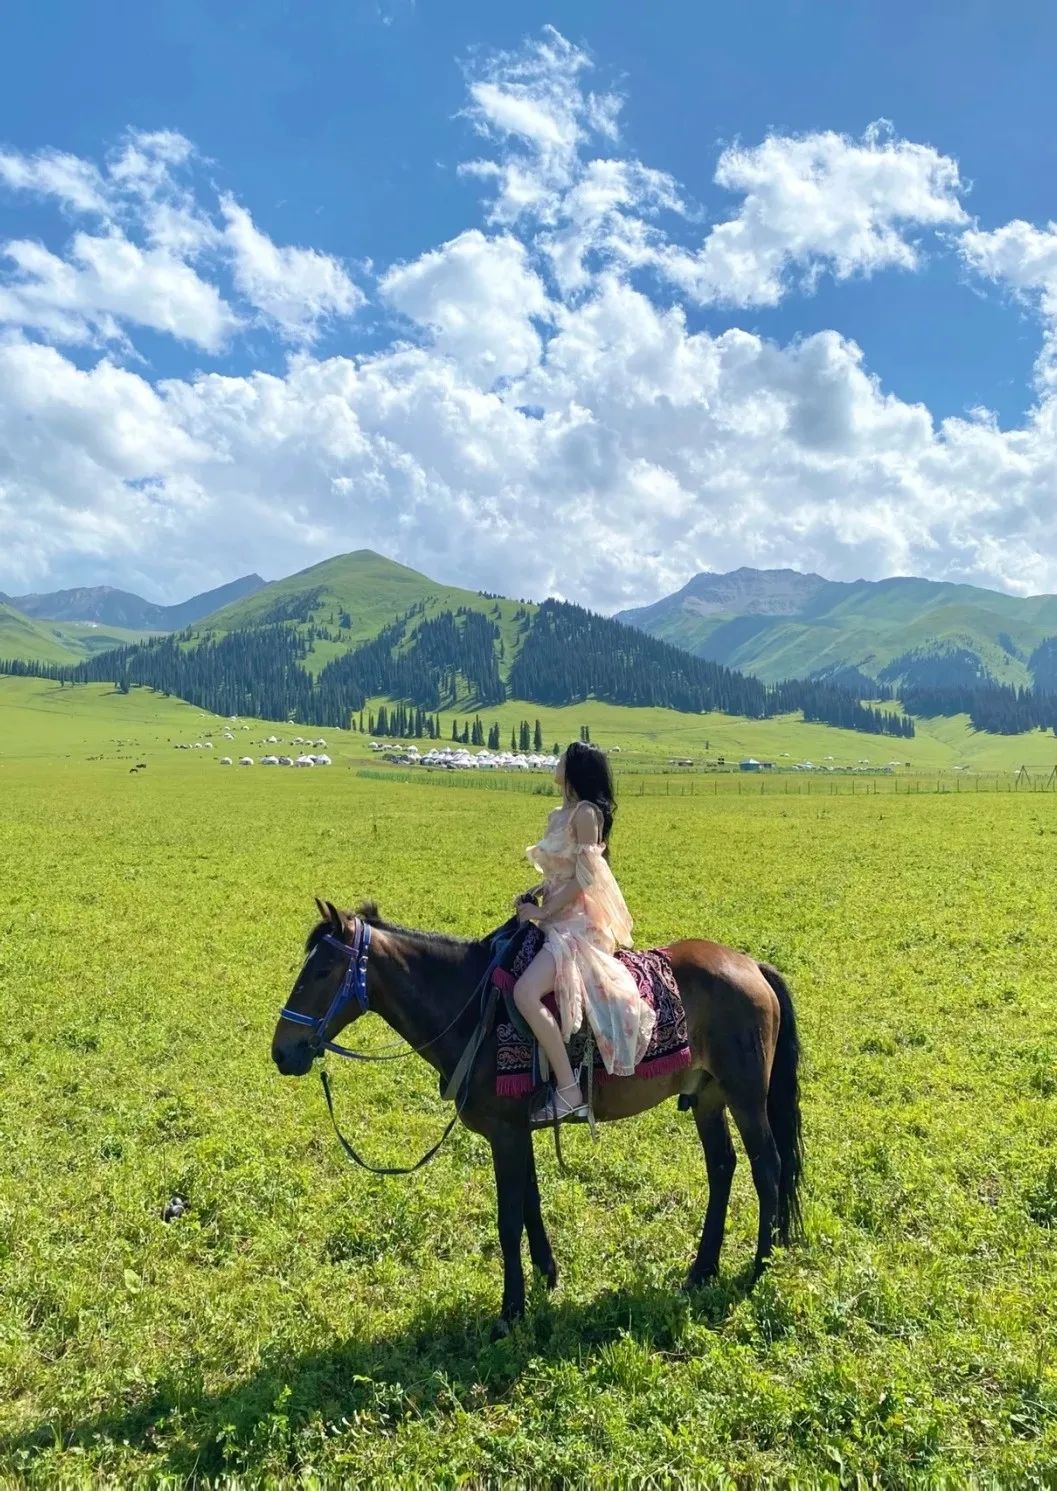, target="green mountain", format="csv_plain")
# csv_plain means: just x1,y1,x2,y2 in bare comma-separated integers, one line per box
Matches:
198,549,535,682
616,568,1057,691
4,550,915,741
